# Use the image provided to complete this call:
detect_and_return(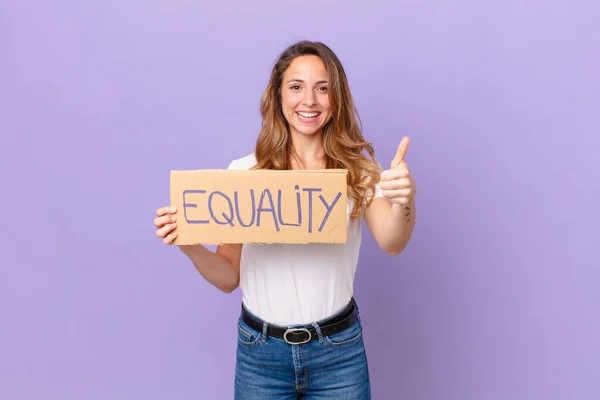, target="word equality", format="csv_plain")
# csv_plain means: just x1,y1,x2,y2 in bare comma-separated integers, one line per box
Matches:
182,185,343,233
